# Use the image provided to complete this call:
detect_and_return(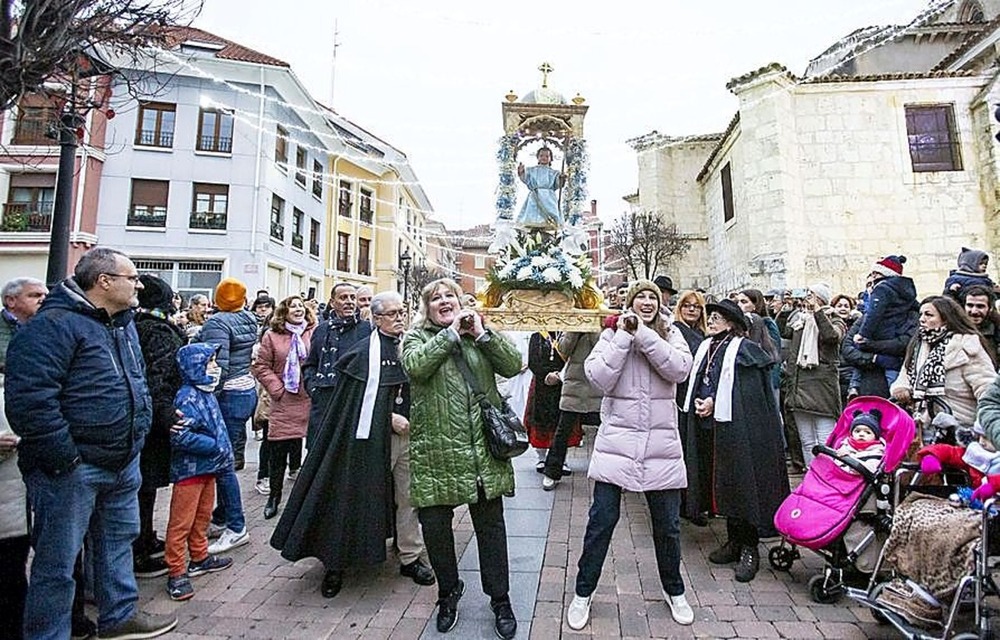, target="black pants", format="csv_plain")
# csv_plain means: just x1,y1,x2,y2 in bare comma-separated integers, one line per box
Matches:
267,438,303,500
133,485,158,559
418,489,510,604
542,411,583,480
726,517,759,547
0,535,29,640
